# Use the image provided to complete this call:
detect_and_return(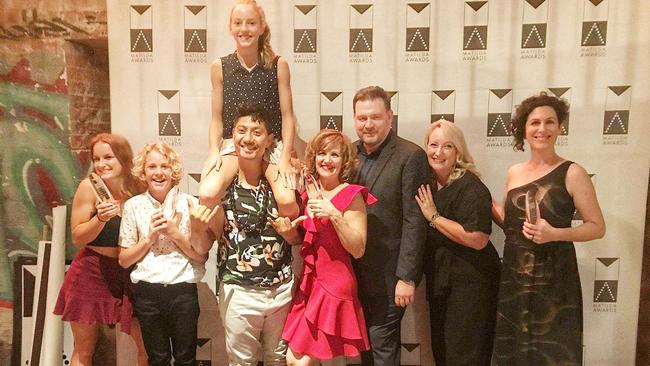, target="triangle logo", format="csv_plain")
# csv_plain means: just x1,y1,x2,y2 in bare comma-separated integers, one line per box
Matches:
322,92,342,102
296,5,316,15
408,3,430,13
132,5,151,15
351,4,372,14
